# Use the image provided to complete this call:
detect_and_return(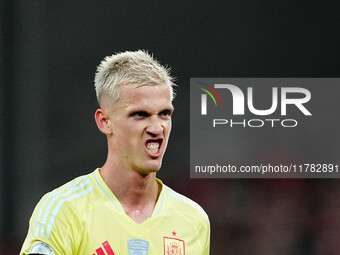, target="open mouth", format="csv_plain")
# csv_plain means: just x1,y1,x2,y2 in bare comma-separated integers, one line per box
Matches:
145,139,163,154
